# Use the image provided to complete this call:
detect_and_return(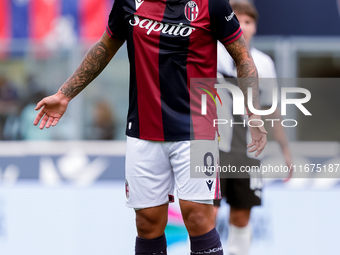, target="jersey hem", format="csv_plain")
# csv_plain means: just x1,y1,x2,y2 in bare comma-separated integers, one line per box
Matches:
126,131,216,141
